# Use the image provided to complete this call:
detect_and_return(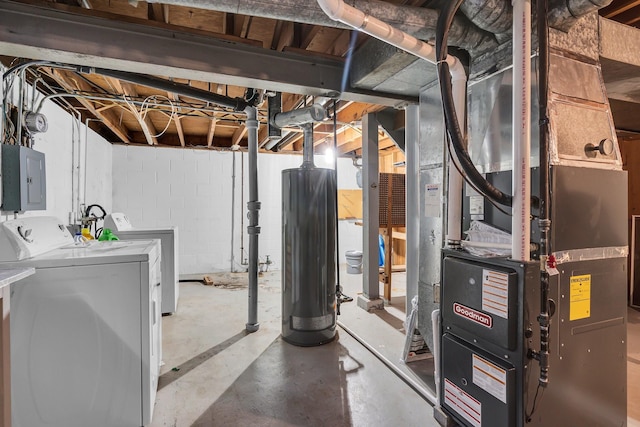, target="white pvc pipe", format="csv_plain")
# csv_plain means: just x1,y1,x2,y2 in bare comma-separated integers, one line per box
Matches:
511,0,531,262
316,0,465,80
